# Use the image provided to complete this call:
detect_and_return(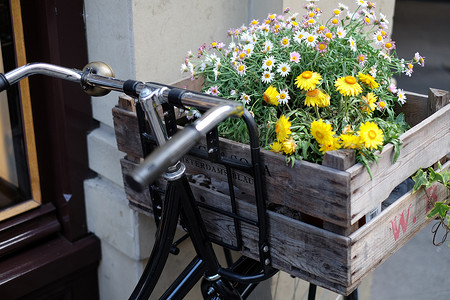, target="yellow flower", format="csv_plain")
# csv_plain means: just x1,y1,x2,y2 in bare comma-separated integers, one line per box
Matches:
269,141,283,153
361,92,377,114
358,73,379,89
339,134,363,149
295,71,322,91
310,119,335,145
282,138,297,155
335,75,362,96
358,121,384,150
263,85,279,106
319,137,341,153
304,89,330,107
275,114,292,141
